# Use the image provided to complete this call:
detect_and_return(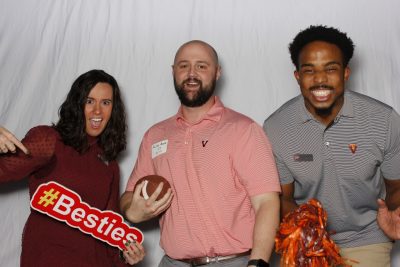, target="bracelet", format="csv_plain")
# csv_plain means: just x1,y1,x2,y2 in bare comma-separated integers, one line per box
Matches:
247,259,270,266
